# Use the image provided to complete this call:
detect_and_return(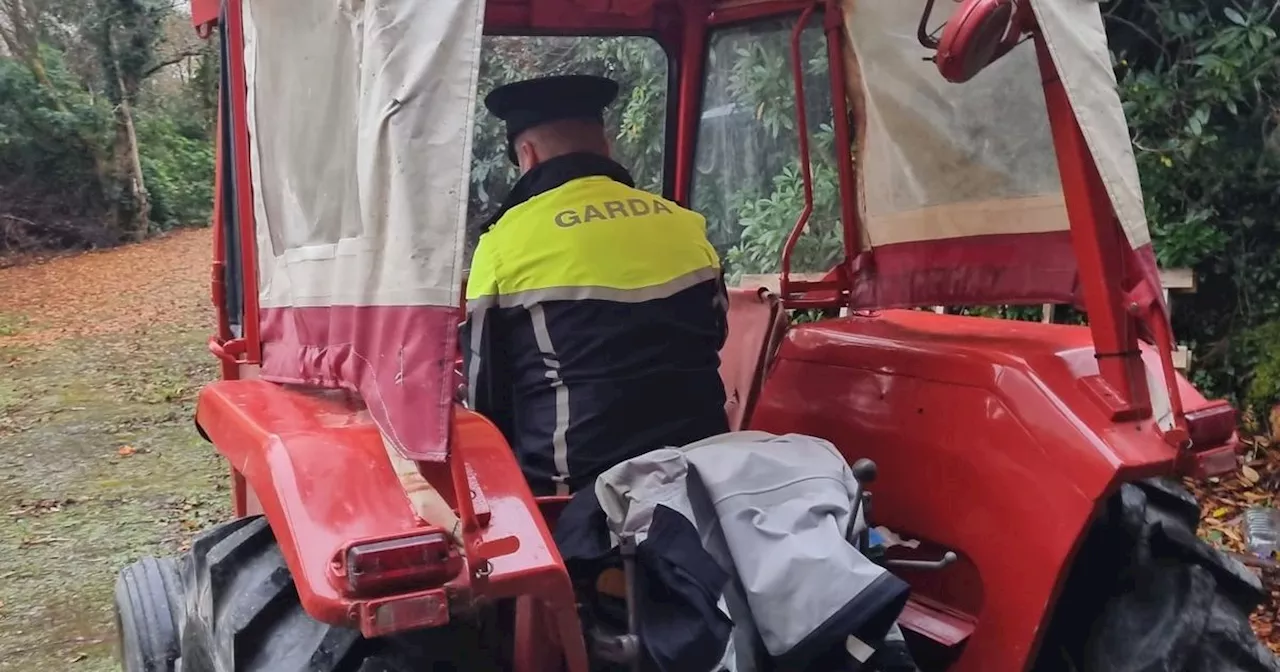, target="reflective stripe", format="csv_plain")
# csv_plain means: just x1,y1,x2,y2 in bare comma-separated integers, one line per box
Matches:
529,304,571,496
464,294,496,314
492,266,721,310
845,636,875,663
465,308,486,409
